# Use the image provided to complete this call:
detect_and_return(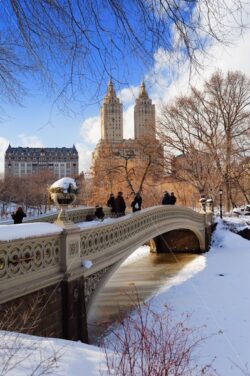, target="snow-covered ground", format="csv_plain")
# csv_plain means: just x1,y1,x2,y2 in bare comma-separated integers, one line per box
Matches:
153,218,250,375
0,216,250,375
